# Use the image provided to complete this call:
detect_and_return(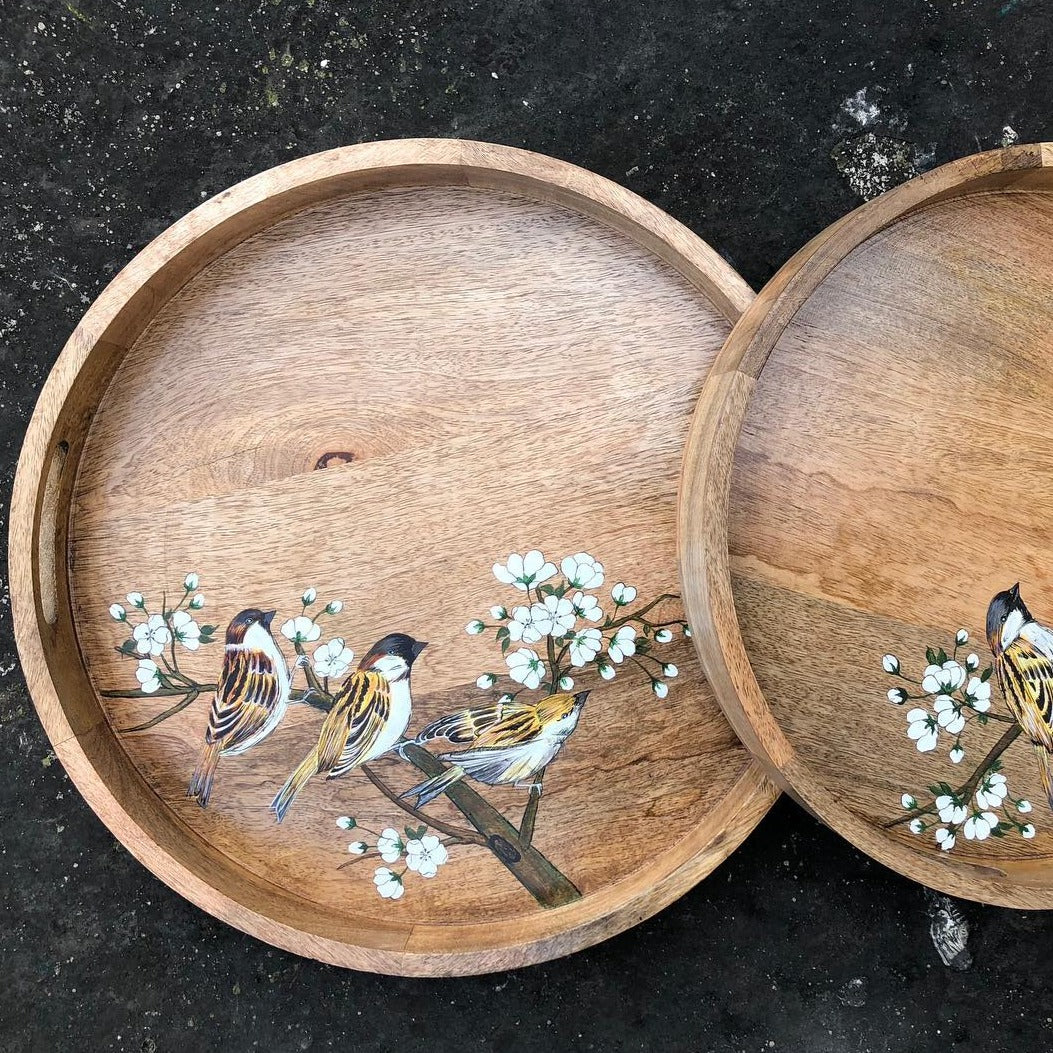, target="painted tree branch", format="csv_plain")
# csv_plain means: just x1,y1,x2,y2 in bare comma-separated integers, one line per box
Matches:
884,723,1023,829
294,640,581,907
